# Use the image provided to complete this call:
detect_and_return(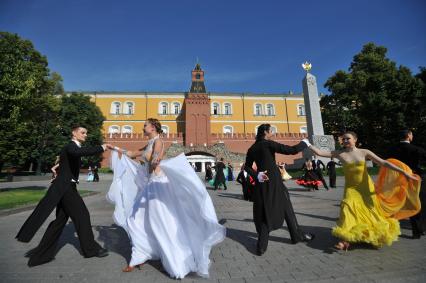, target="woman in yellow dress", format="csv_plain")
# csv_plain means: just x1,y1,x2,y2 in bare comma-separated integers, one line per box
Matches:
308,131,419,250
